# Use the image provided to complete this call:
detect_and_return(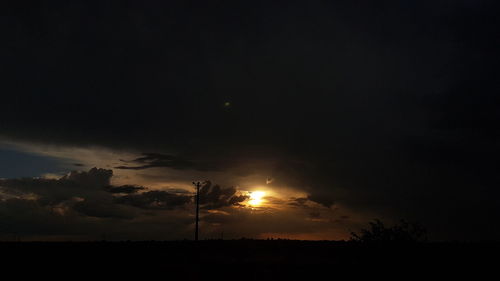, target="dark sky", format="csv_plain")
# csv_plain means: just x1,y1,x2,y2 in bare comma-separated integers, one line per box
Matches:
0,0,499,241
